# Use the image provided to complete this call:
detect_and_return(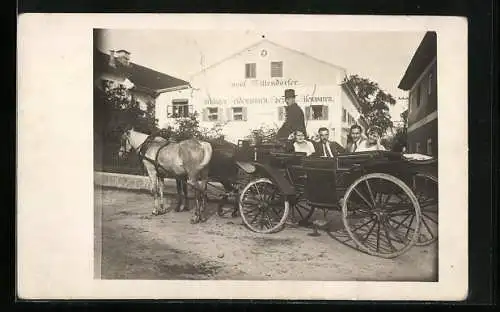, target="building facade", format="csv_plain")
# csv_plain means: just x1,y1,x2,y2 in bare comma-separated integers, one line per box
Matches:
156,39,365,146
398,32,438,157
94,48,190,120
